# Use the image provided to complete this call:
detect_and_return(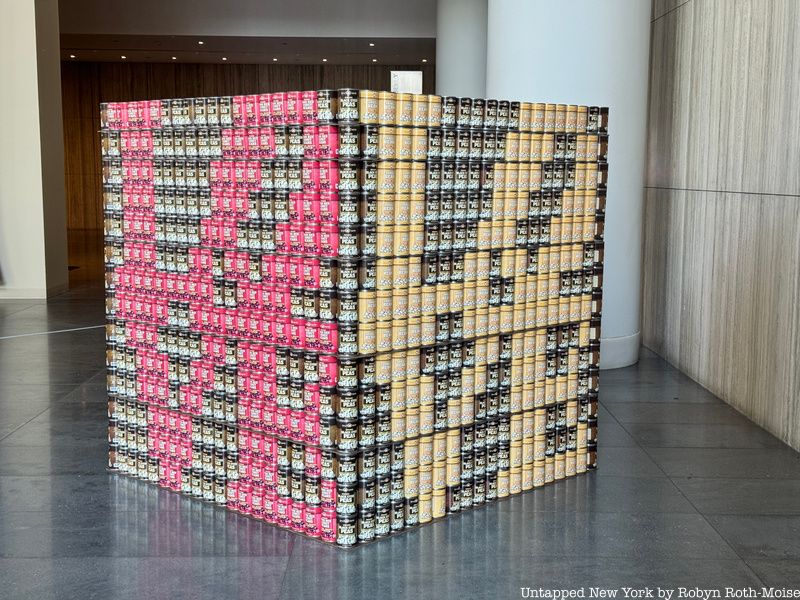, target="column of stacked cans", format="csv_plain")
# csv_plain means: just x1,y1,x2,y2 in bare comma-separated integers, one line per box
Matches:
101,89,607,547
